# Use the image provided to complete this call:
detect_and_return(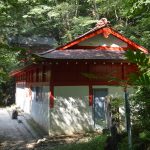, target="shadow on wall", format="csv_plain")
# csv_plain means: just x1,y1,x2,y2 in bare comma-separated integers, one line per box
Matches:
50,96,94,135
31,86,49,132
